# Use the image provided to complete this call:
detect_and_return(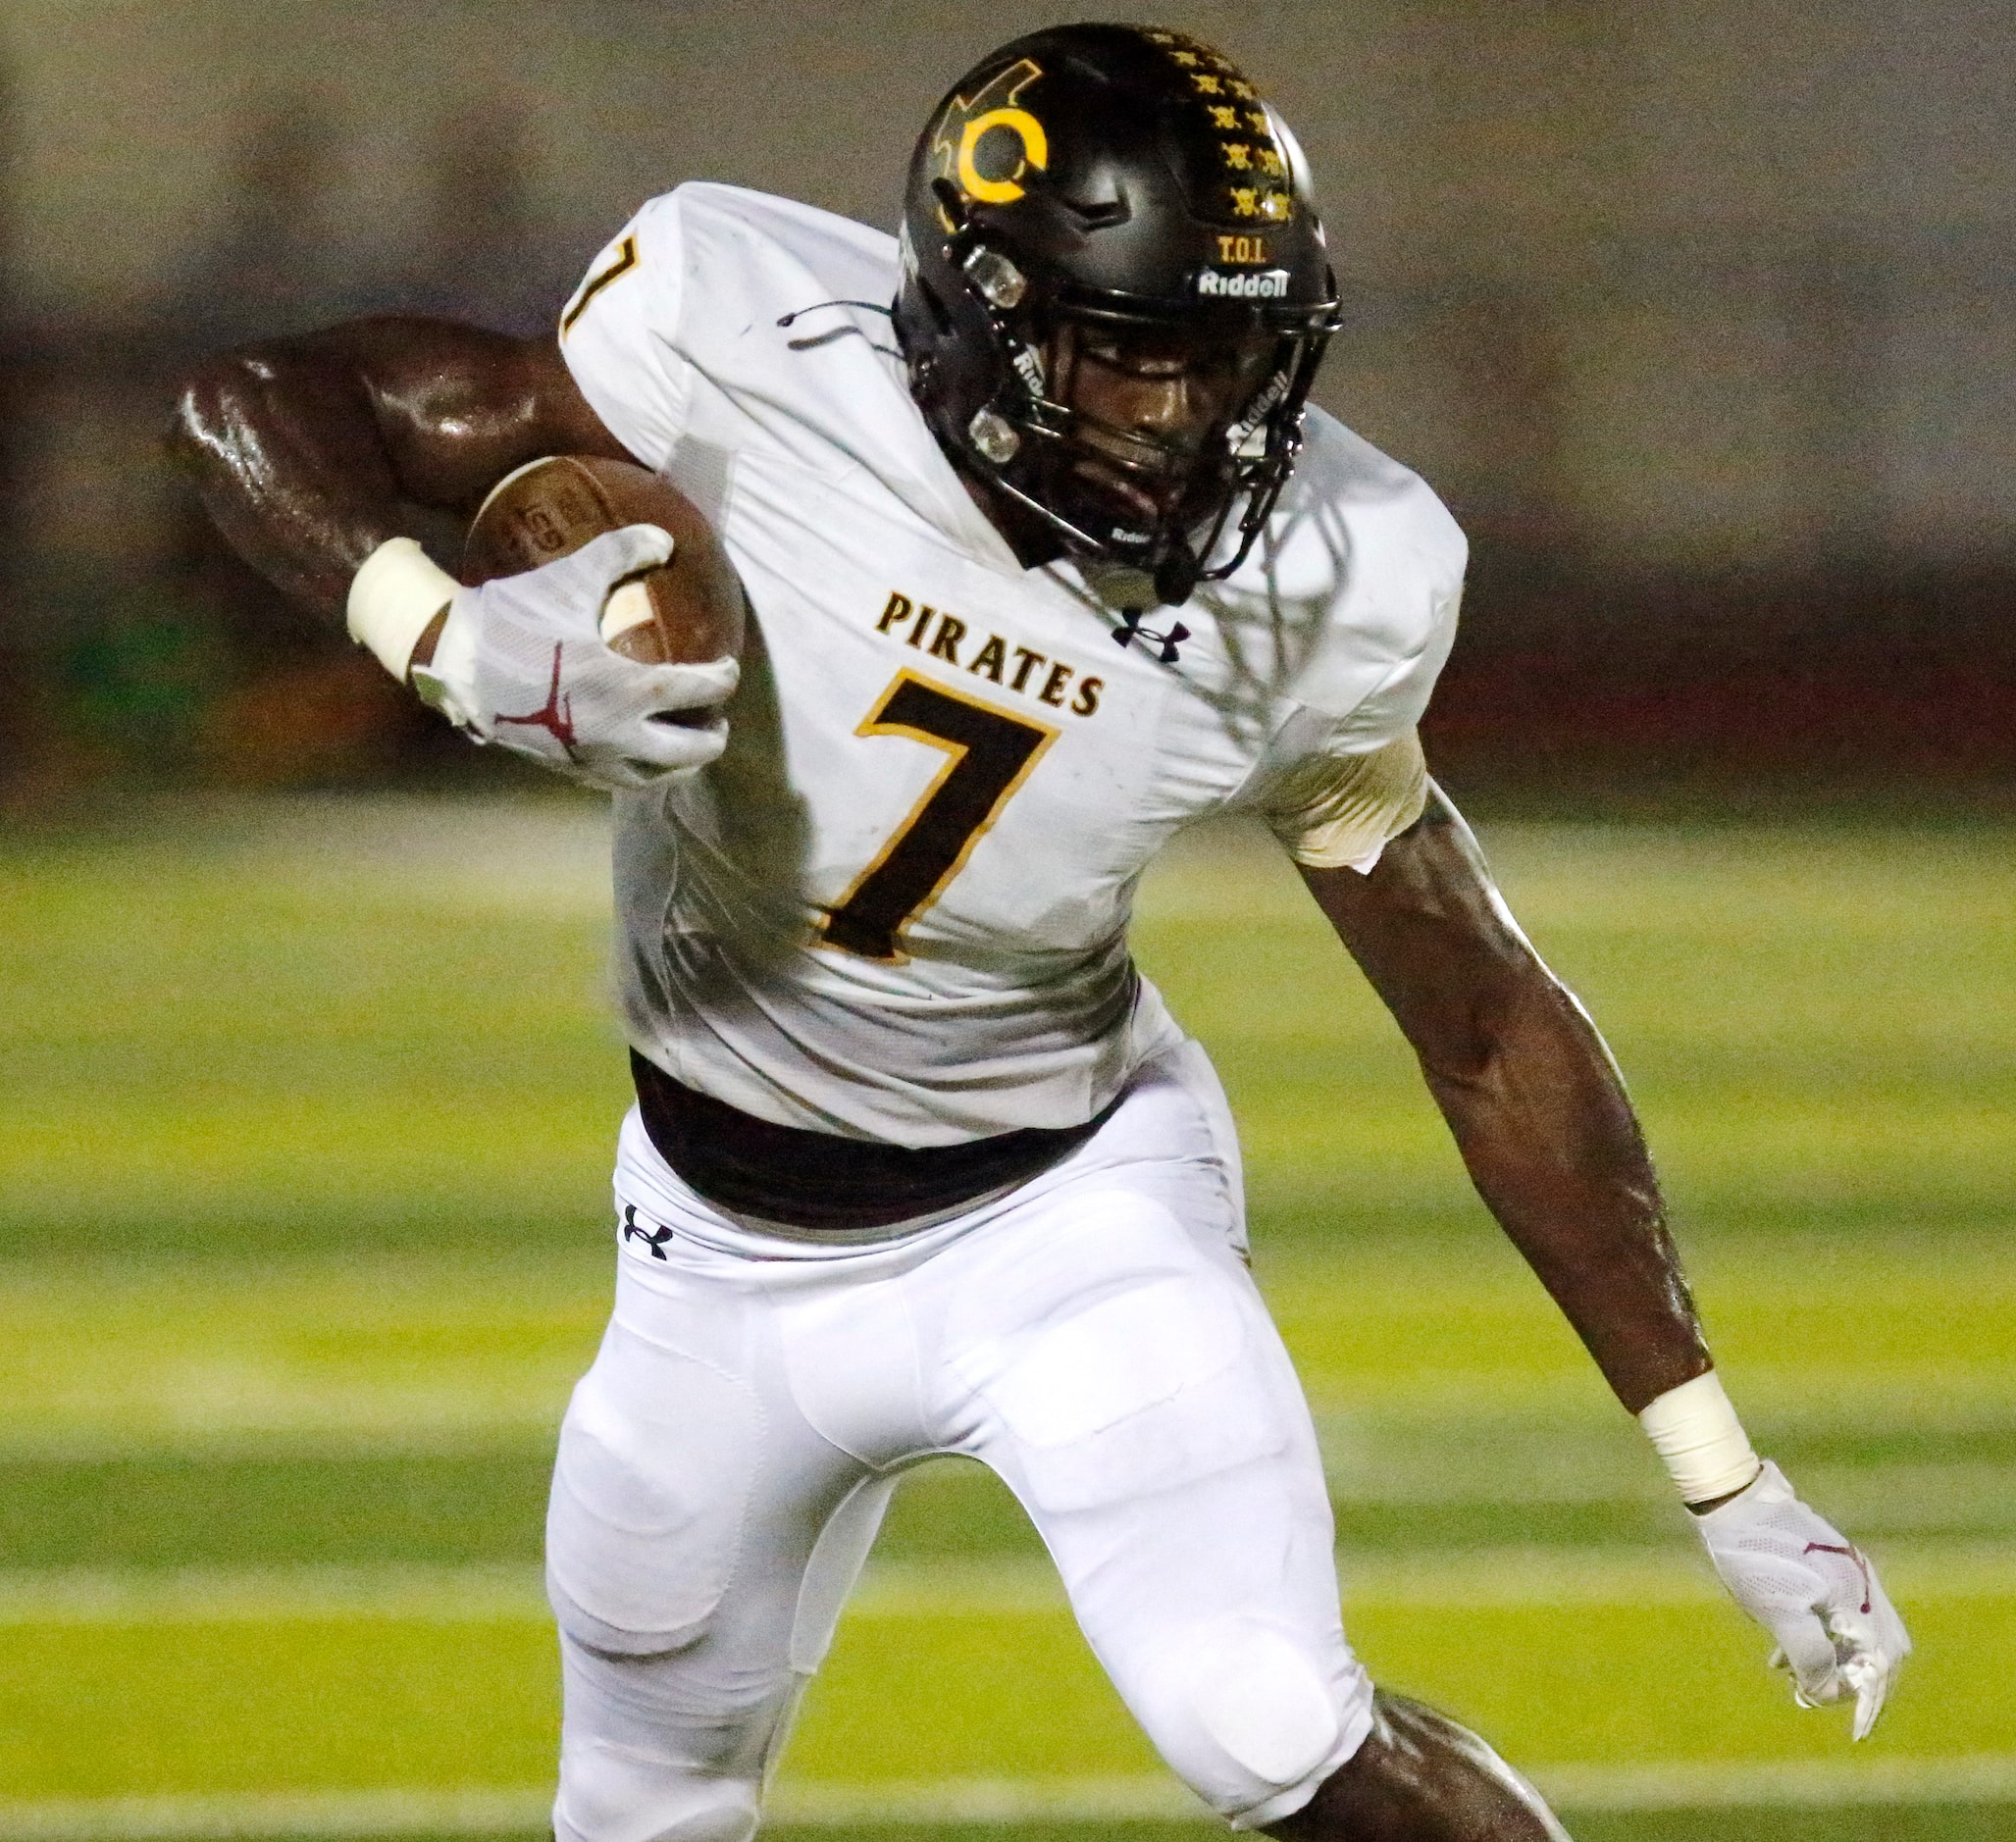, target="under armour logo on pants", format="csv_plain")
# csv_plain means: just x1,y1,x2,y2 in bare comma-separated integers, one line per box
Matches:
621,1204,674,1260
